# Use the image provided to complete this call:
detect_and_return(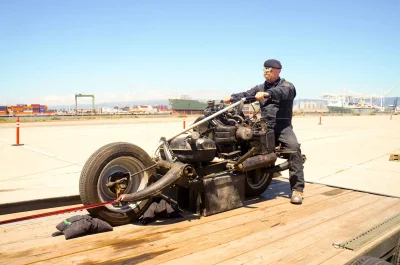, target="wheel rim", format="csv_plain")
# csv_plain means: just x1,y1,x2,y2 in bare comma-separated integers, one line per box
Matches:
97,156,149,213
245,169,272,189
